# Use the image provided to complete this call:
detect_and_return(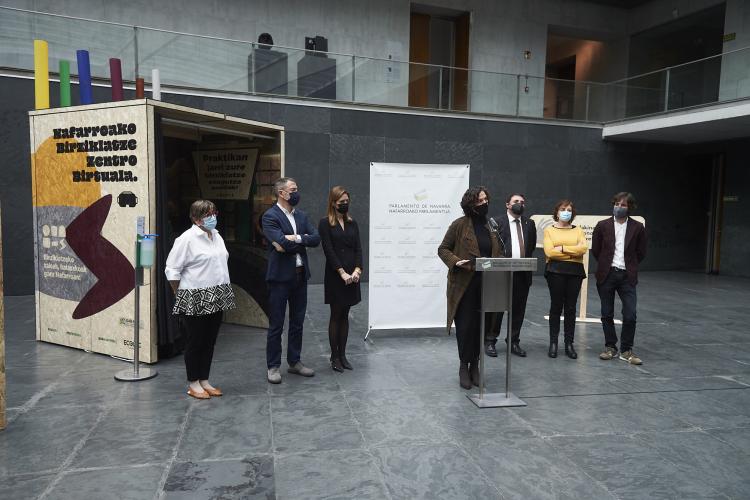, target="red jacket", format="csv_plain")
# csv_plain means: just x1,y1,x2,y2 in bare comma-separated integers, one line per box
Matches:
591,217,647,285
